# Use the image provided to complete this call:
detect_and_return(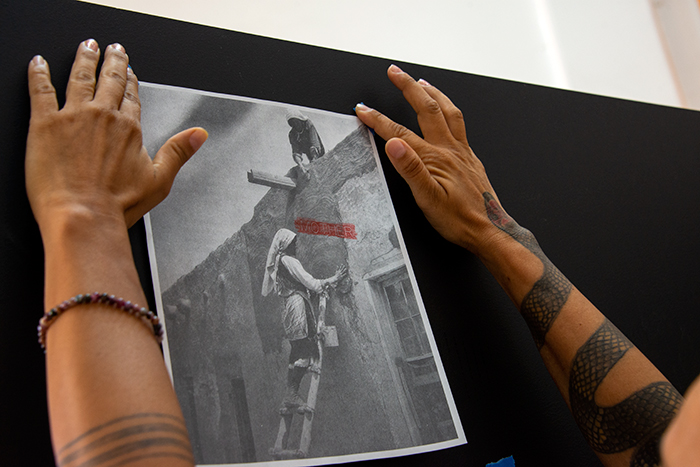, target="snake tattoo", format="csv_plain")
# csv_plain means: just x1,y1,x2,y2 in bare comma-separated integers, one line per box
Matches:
483,192,682,466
